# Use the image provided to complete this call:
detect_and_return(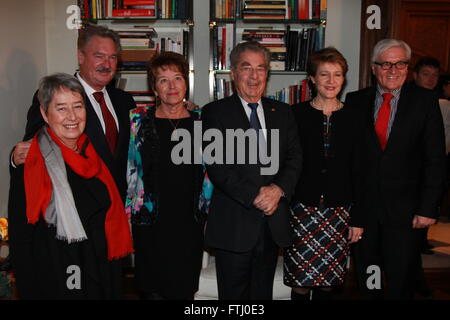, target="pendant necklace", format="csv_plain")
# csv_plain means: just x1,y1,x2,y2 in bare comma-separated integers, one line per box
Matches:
168,118,181,139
